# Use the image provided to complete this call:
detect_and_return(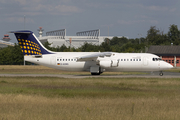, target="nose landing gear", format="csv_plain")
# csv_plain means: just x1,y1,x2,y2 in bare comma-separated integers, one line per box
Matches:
159,71,163,76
